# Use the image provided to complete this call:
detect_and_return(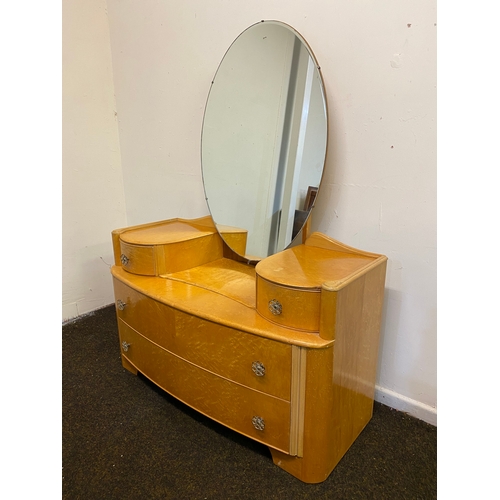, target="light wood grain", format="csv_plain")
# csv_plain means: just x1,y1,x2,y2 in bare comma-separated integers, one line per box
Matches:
305,231,383,257
112,265,333,349
256,276,321,332
111,215,387,484
270,346,335,482
120,221,215,245
164,258,256,308
270,260,387,482
113,217,224,276
118,320,291,453
216,223,248,256
289,346,306,457
156,233,223,274
112,216,216,257
114,278,293,400
121,354,138,375
119,242,156,275
255,242,376,289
